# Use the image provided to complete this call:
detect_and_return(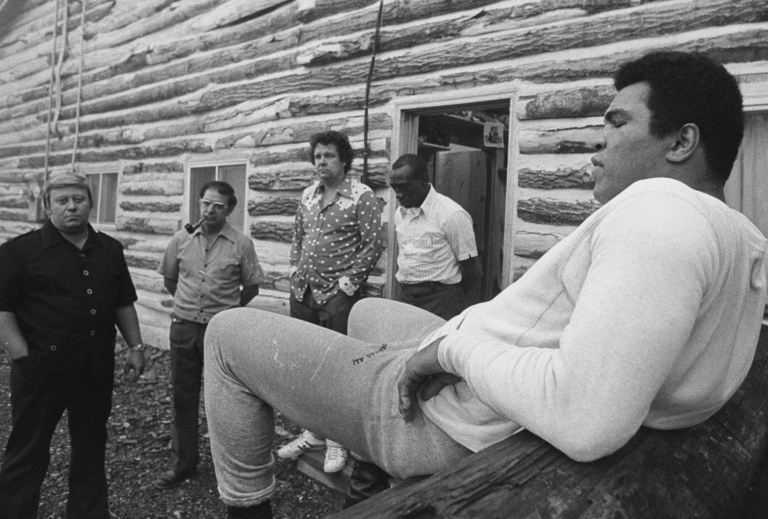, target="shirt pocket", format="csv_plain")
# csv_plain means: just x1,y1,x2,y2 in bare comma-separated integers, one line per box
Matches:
214,258,240,278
